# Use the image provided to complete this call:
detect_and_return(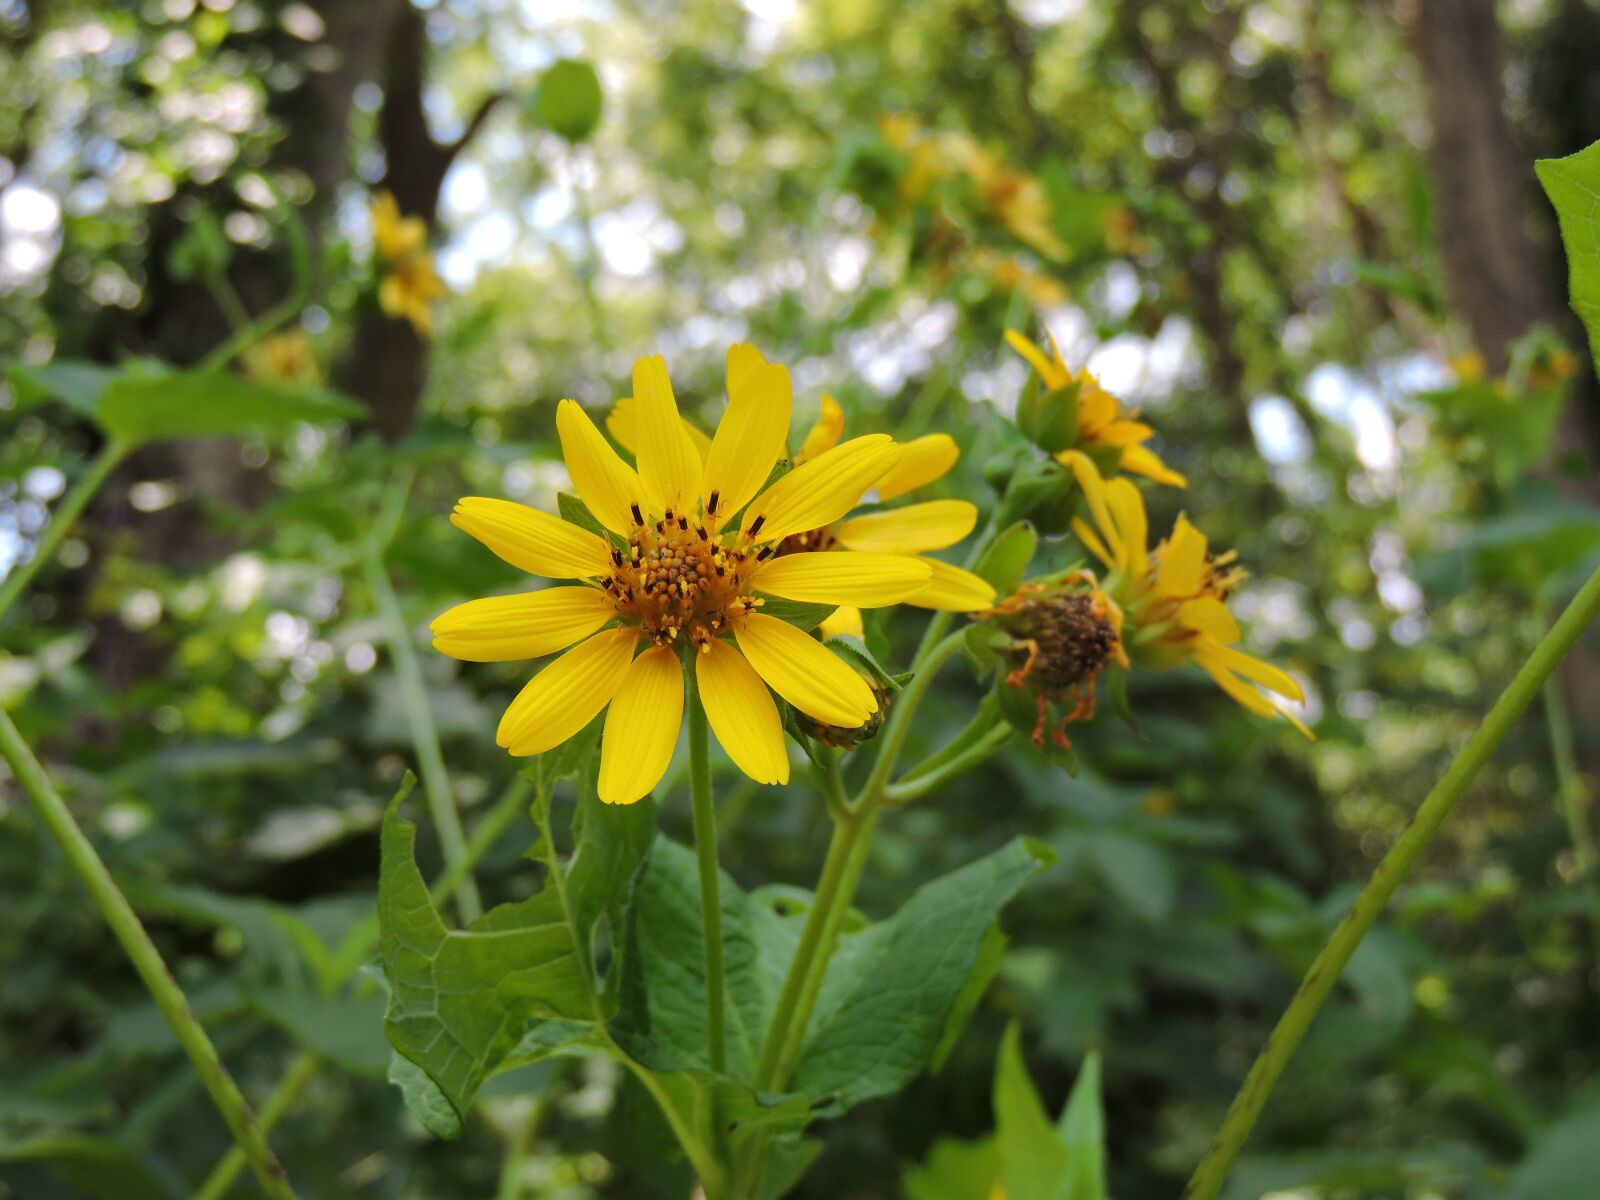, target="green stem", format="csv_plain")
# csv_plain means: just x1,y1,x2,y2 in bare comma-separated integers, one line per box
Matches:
0,440,126,625
1182,562,1600,1200
688,675,727,1075
858,630,970,806
884,725,1012,806
364,548,481,925
1543,665,1595,879
193,1050,319,1200
0,710,297,1200
198,181,315,374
